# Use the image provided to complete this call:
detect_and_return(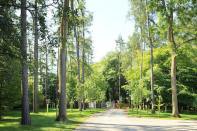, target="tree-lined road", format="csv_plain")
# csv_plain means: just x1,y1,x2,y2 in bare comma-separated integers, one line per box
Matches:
75,109,197,131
